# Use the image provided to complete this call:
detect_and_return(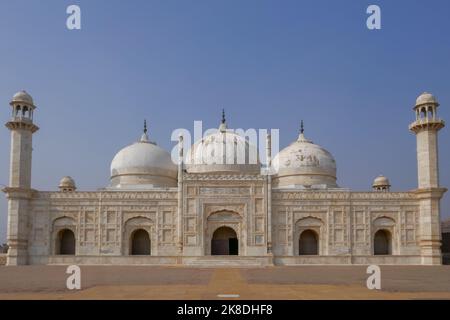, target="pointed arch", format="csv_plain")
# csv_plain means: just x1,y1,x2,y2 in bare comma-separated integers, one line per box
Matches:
299,229,319,255
130,229,151,255
57,229,76,255
294,216,324,256
374,229,392,255
52,216,77,255
123,216,154,255
211,226,238,255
